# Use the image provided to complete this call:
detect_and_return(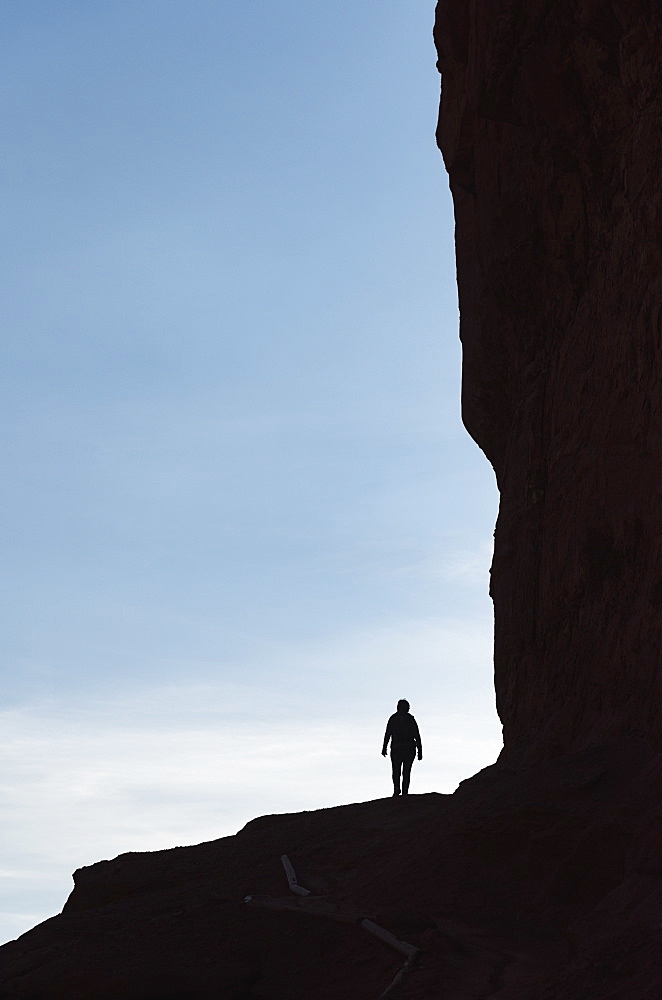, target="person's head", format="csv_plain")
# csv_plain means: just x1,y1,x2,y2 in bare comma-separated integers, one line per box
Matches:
396,699,410,713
